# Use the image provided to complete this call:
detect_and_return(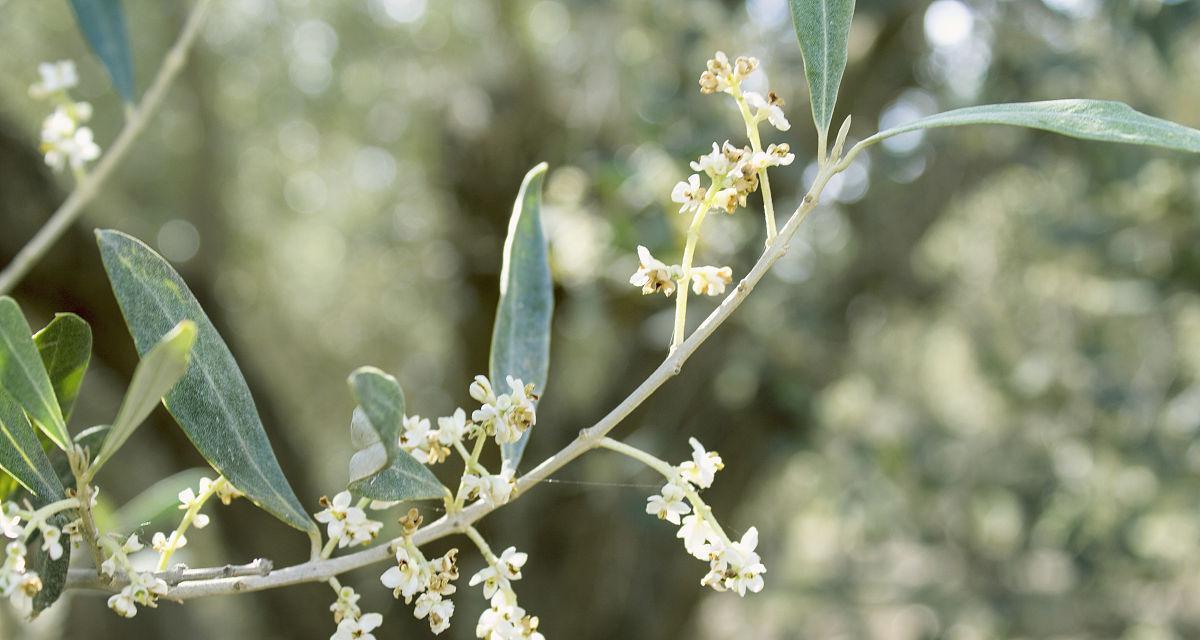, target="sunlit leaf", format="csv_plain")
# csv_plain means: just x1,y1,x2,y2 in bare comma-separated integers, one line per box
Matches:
862,100,1200,153
0,297,69,450
90,321,197,475
491,163,553,471
788,0,856,139
346,367,445,502
34,313,92,424
96,230,318,543
67,0,136,103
